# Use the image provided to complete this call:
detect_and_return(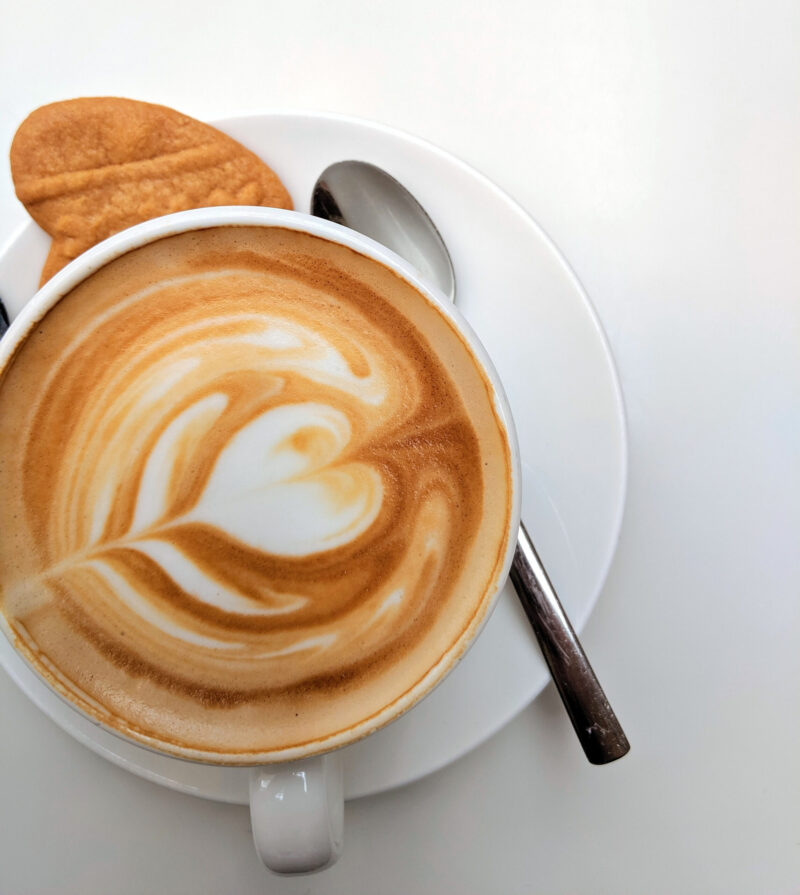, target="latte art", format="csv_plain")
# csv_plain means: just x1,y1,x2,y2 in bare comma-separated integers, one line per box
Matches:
0,226,513,759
